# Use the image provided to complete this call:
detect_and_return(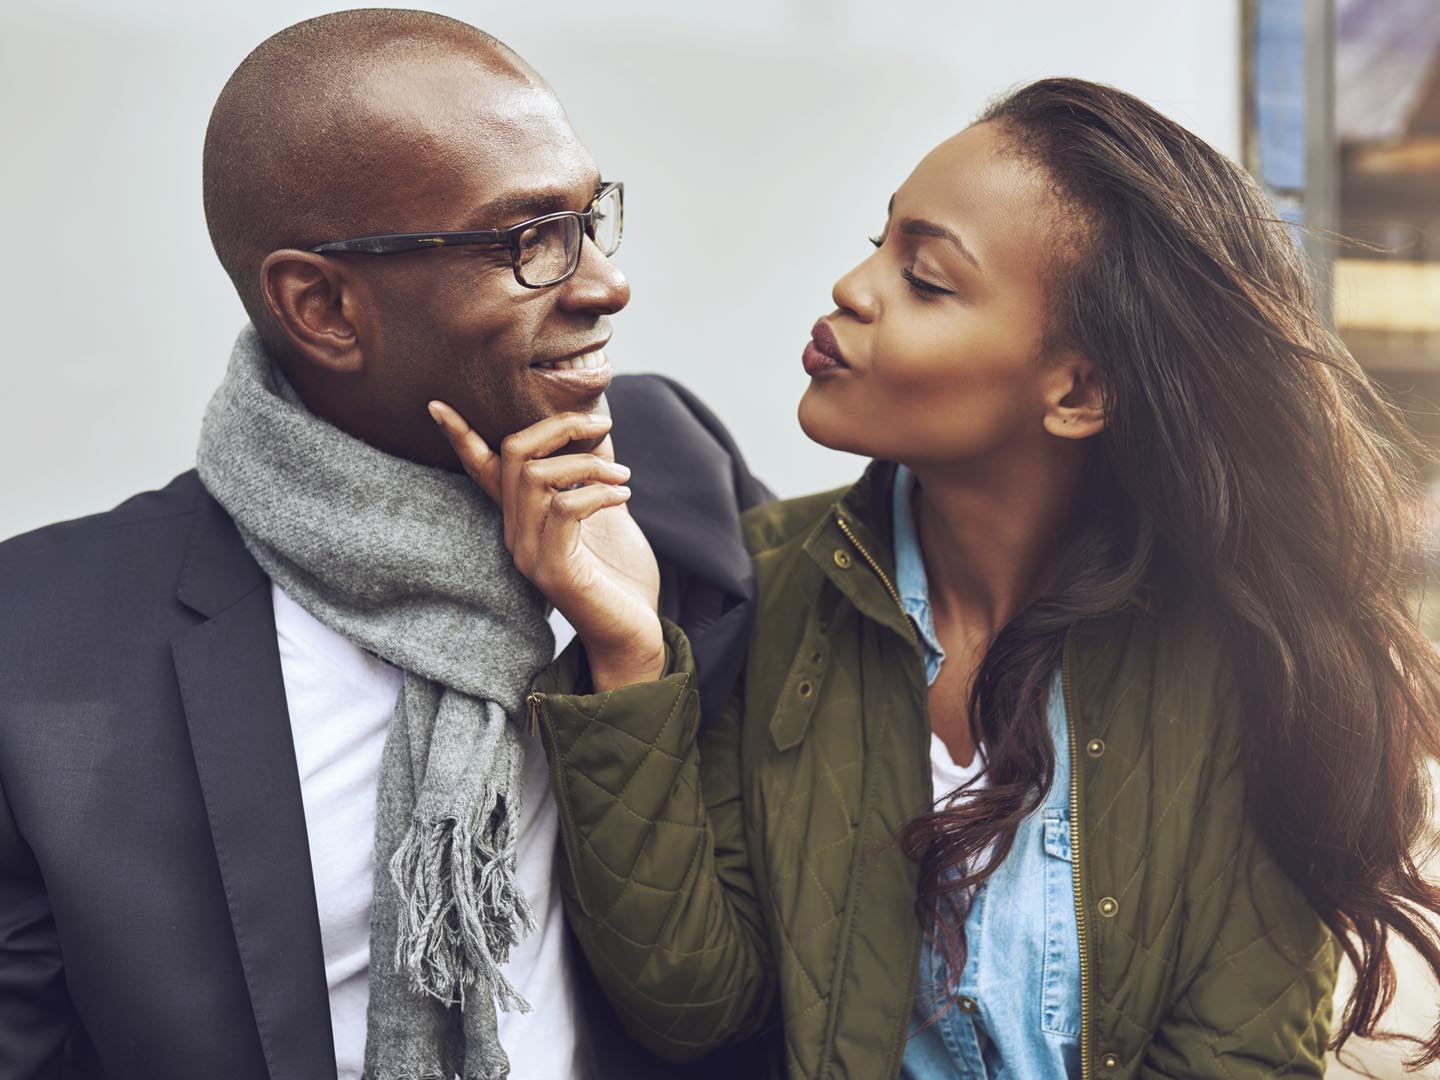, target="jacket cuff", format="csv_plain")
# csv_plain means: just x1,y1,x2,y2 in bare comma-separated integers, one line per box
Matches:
530,618,696,748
